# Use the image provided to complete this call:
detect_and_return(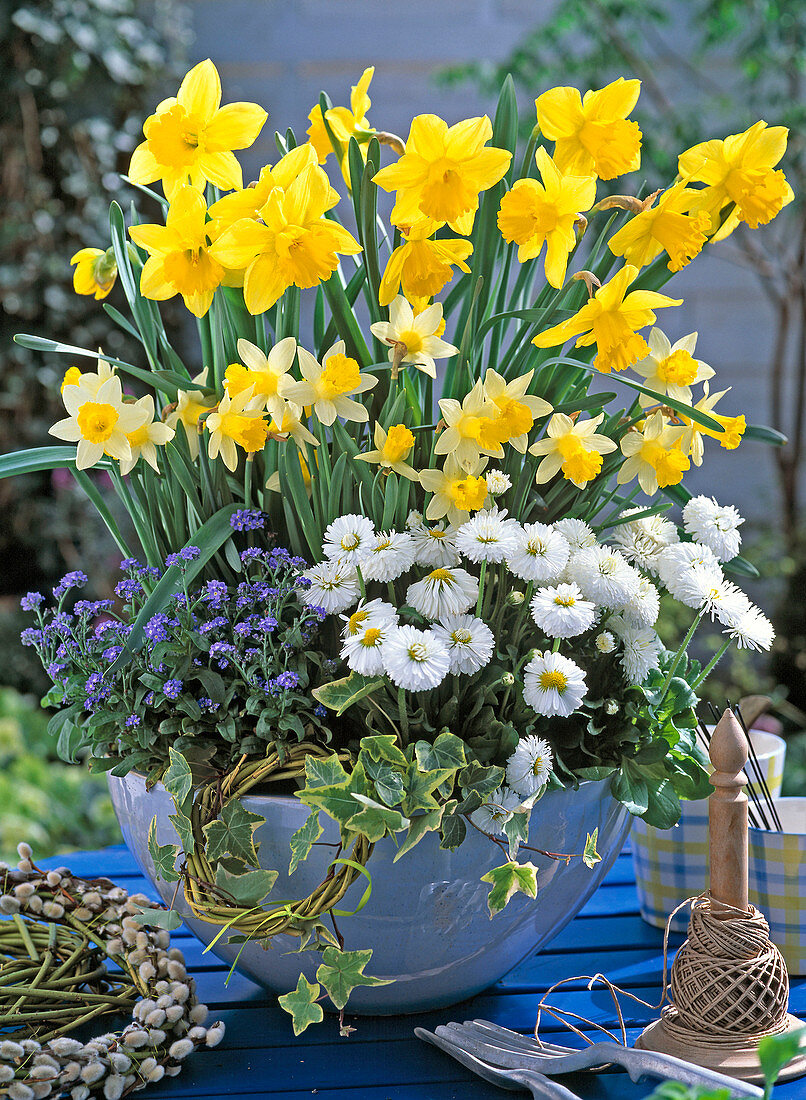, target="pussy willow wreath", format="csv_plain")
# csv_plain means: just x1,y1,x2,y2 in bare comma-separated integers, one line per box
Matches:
0,844,224,1100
